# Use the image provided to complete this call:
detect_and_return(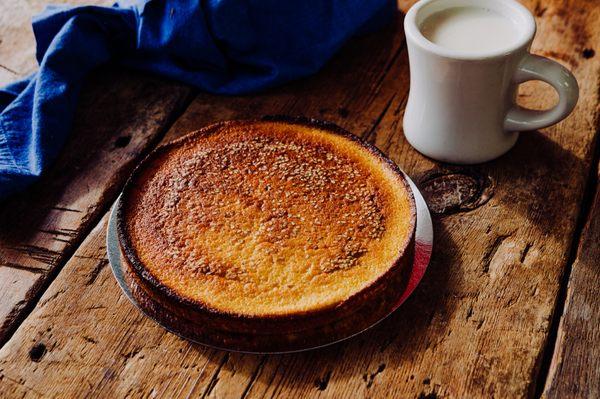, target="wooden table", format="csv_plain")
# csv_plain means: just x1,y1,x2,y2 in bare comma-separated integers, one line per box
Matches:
0,1,598,398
